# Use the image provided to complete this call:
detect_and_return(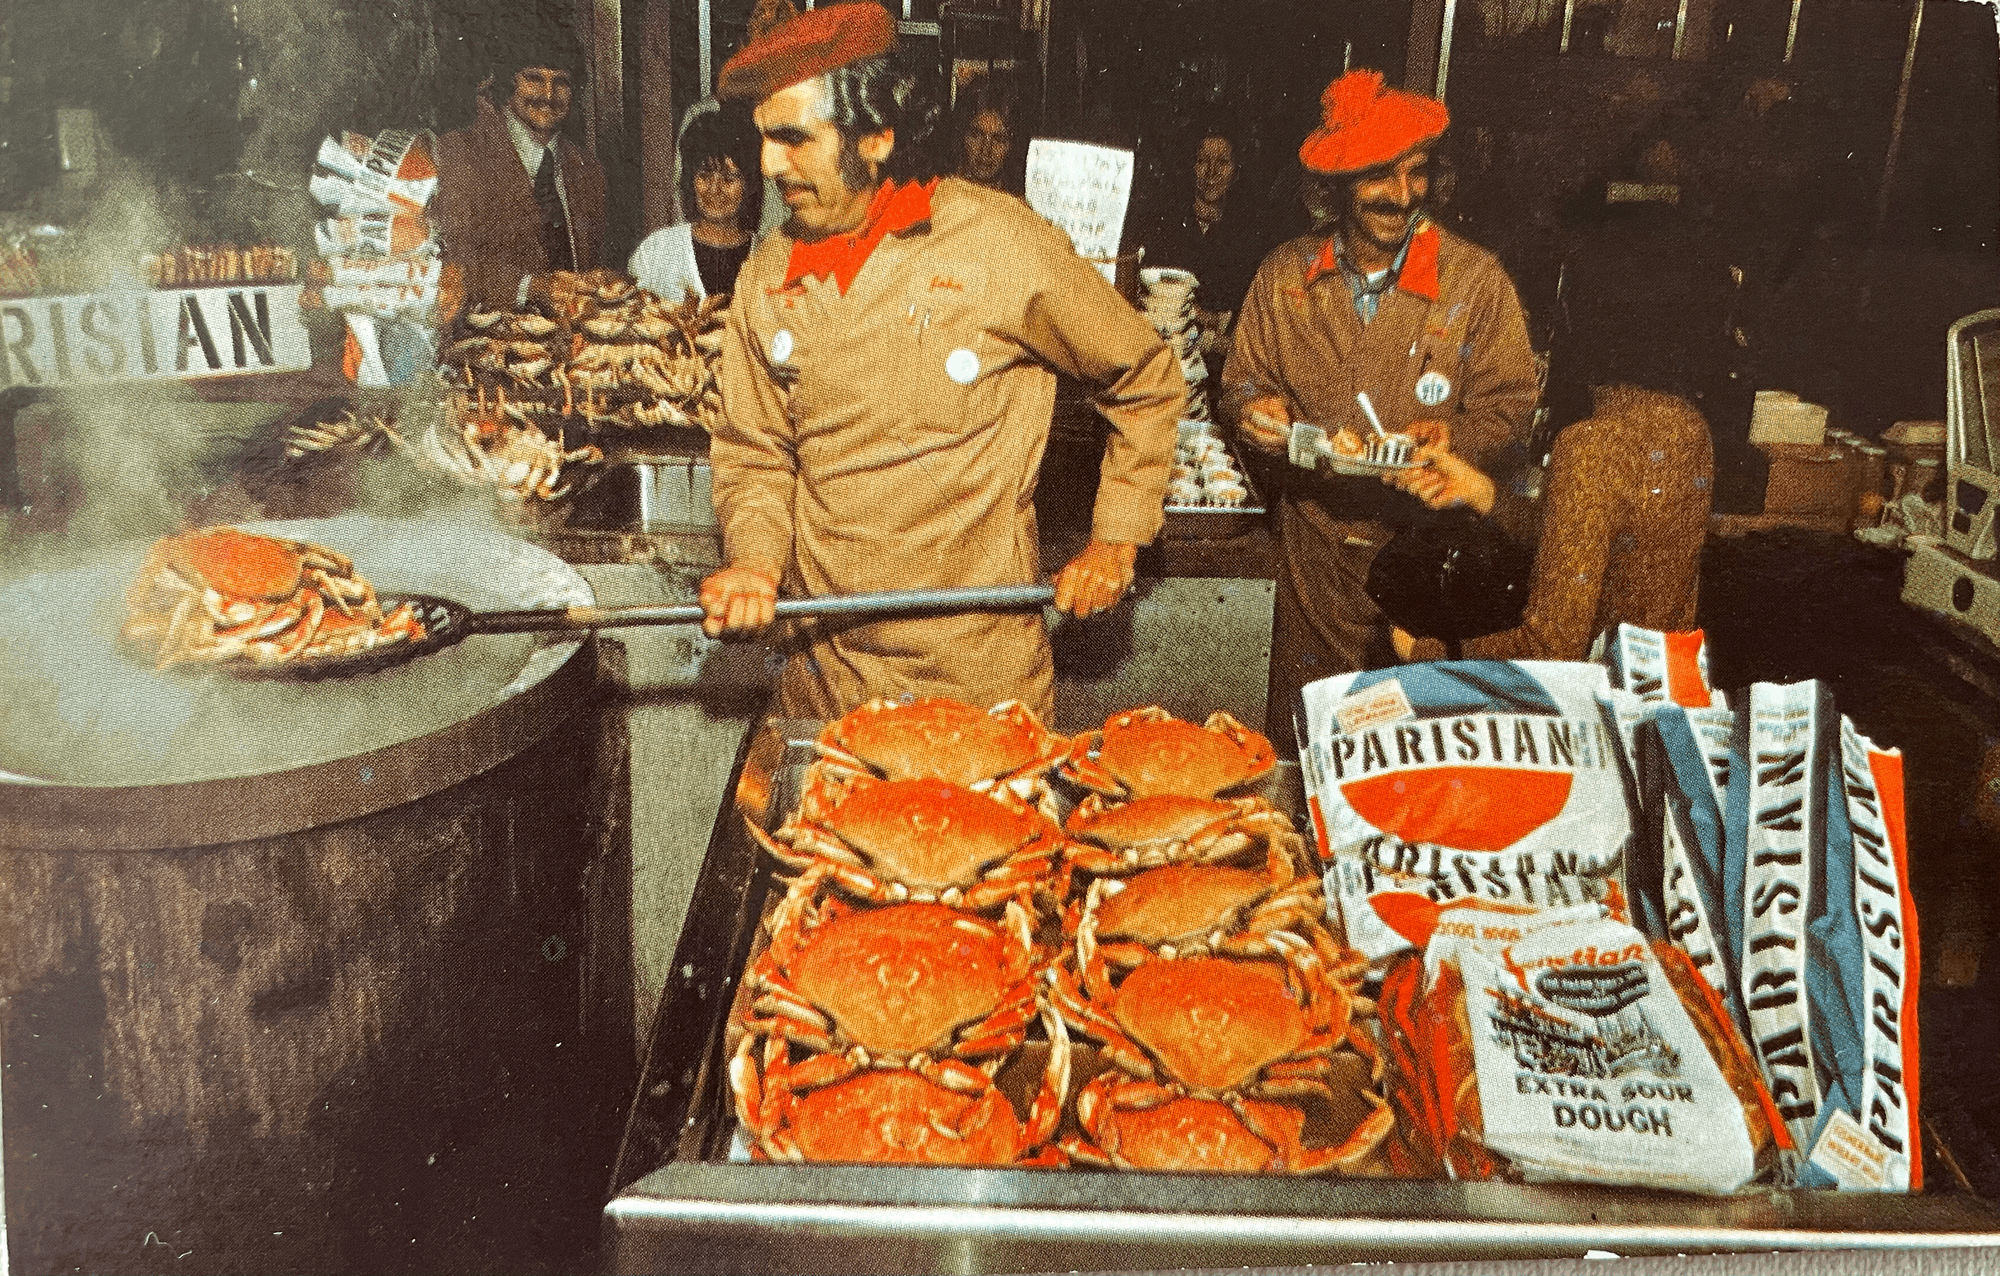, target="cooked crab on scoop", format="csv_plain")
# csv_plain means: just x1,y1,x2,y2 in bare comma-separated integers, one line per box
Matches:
121,526,425,669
